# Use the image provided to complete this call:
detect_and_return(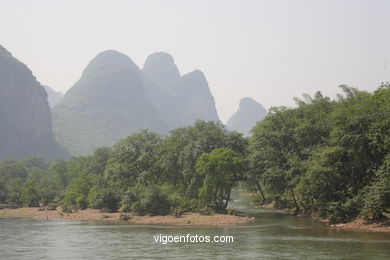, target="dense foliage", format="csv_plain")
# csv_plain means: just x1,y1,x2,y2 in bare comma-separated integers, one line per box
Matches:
1,85,388,223
0,121,246,215
248,84,390,222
